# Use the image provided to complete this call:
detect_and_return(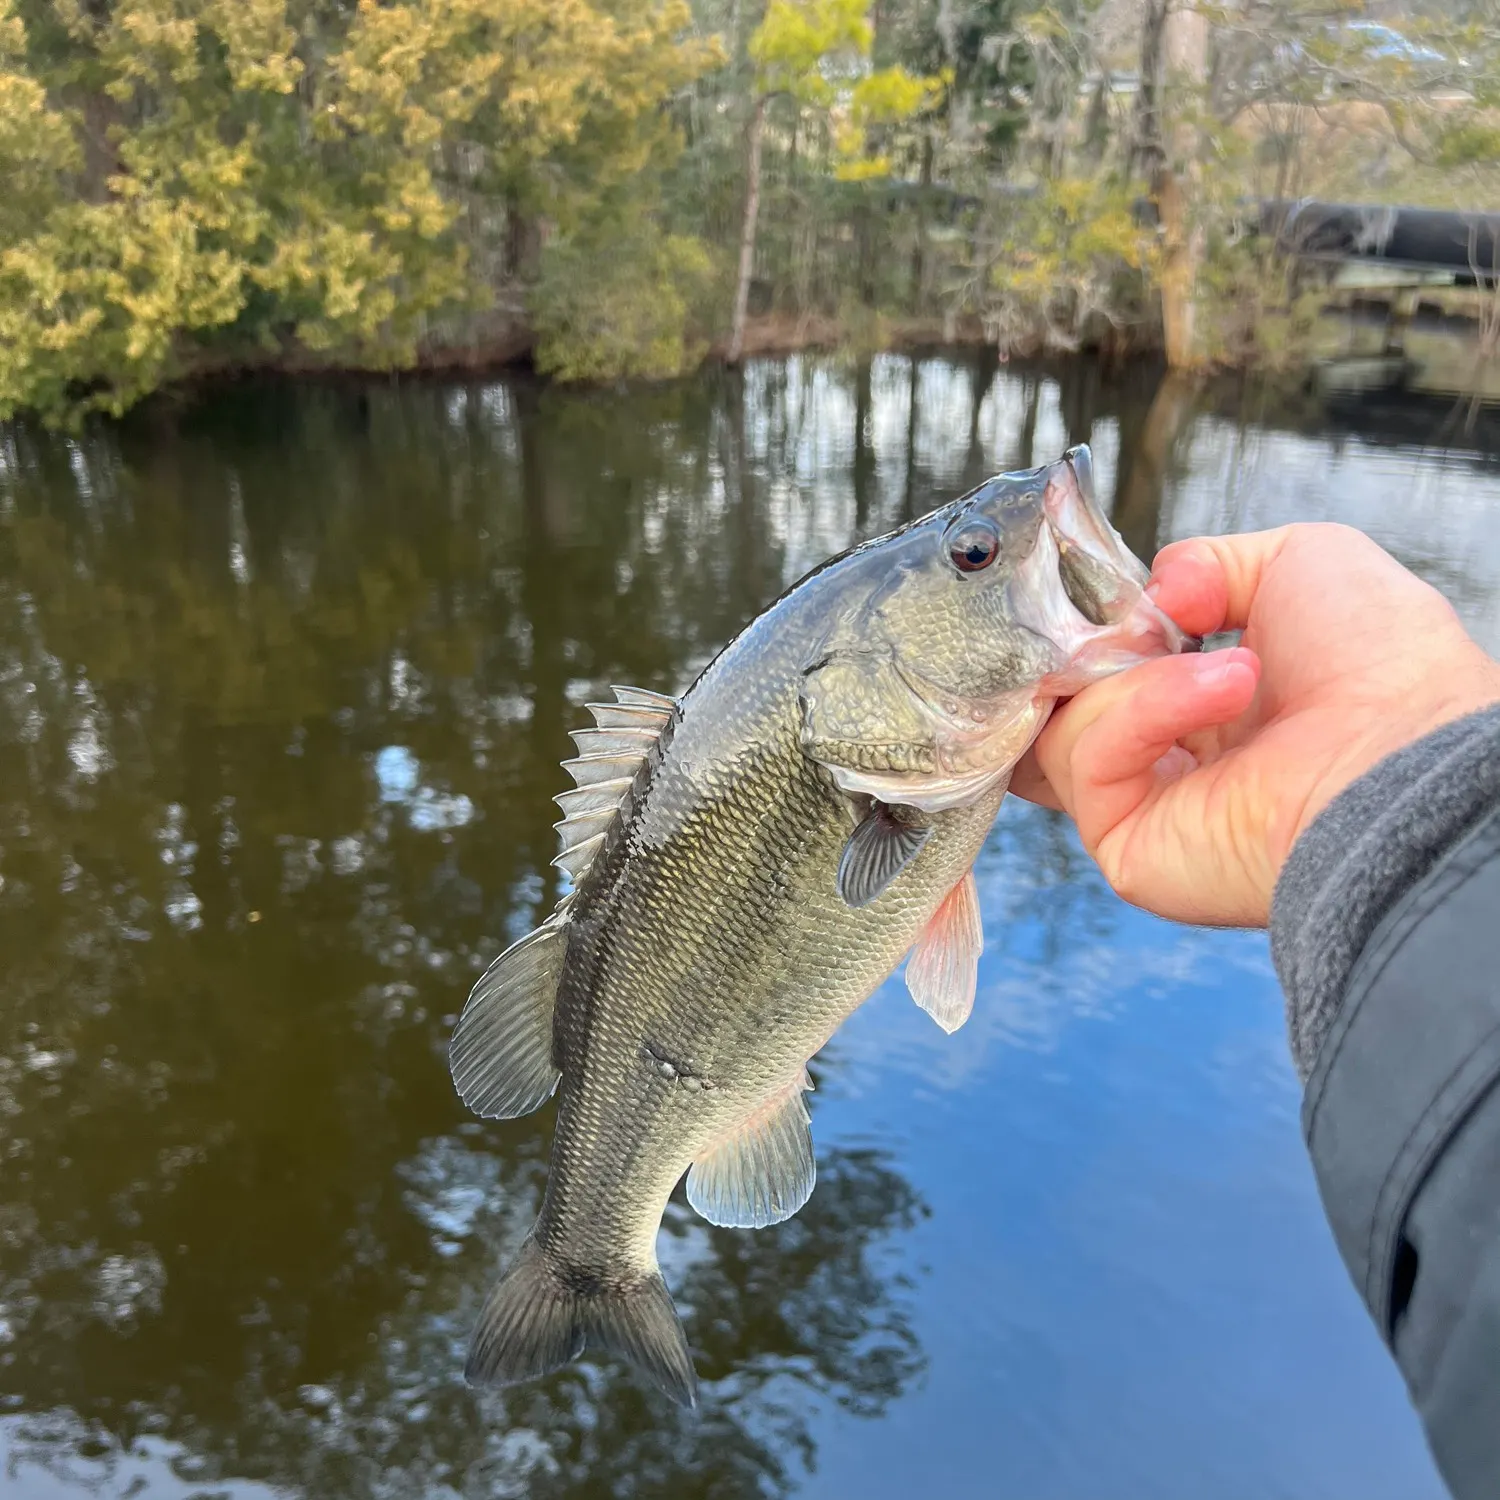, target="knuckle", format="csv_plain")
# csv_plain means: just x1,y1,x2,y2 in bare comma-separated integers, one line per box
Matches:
1100,844,1146,908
